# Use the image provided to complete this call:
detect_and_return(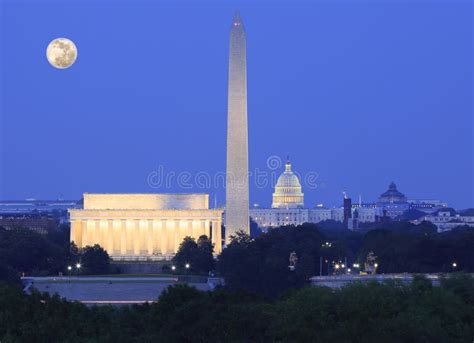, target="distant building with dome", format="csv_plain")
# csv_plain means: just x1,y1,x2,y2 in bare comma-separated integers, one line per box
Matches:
249,157,448,229
272,159,304,209
250,158,309,227
378,182,407,203
376,182,410,218
249,158,381,229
